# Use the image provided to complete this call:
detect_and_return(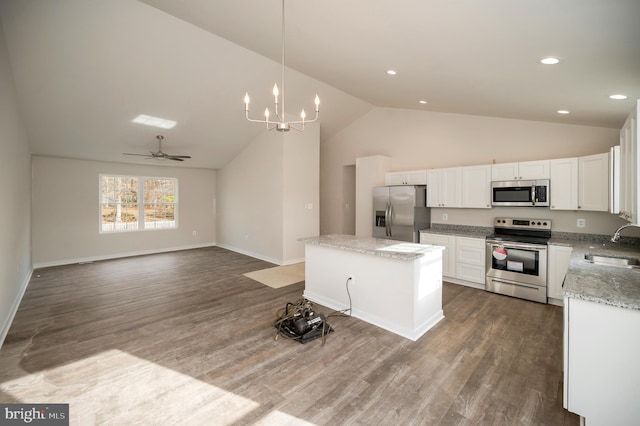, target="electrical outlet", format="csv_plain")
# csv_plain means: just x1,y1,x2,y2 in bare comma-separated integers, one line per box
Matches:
442,213,448,221
577,218,586,228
